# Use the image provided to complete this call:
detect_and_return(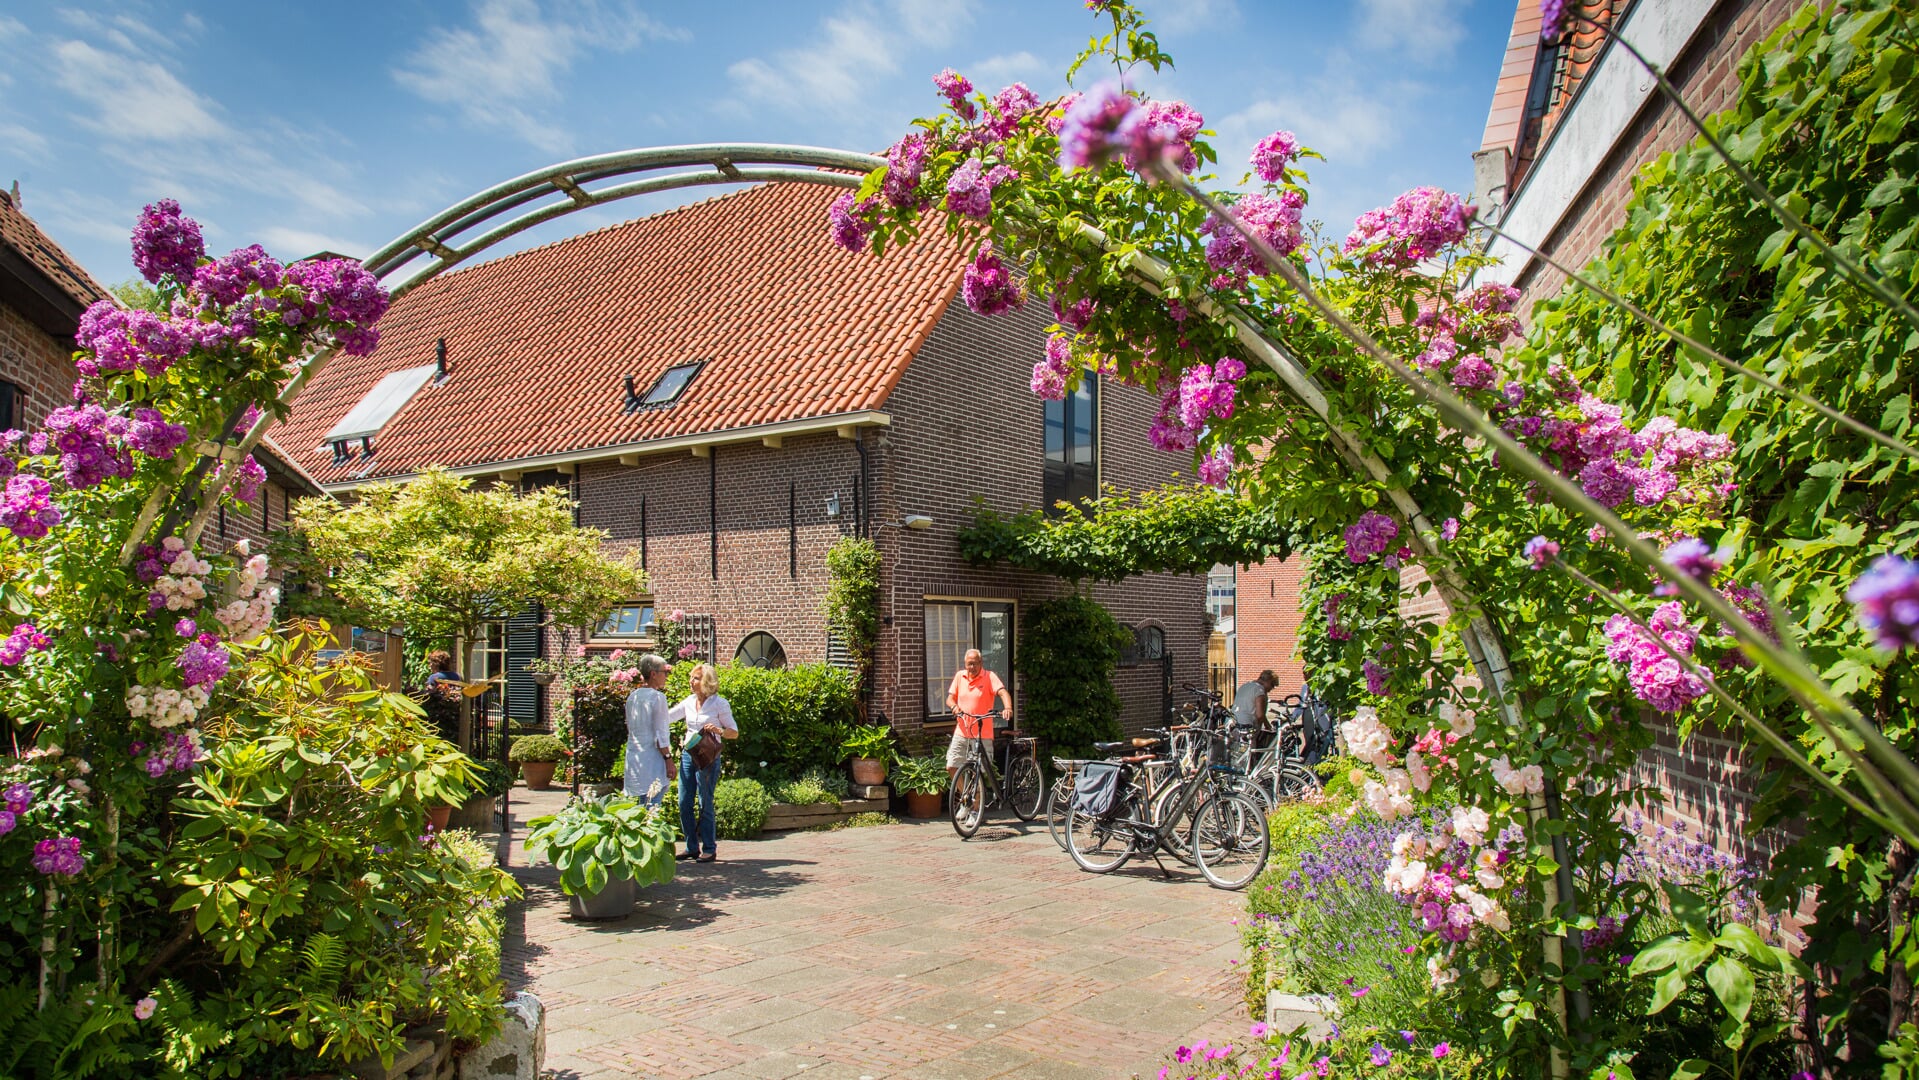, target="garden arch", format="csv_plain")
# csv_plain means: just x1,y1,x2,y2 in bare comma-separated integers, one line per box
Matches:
168,139,1578,1050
